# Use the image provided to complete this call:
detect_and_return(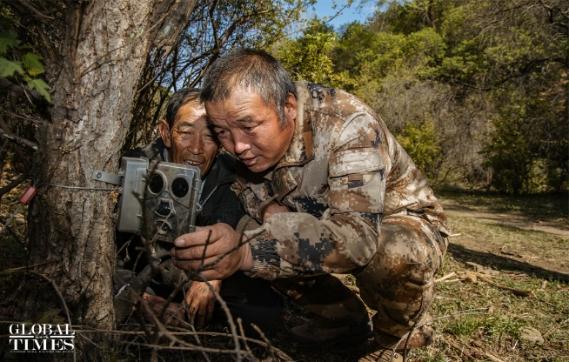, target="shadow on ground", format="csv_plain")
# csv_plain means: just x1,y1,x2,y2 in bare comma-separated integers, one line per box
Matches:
448,243,569,283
